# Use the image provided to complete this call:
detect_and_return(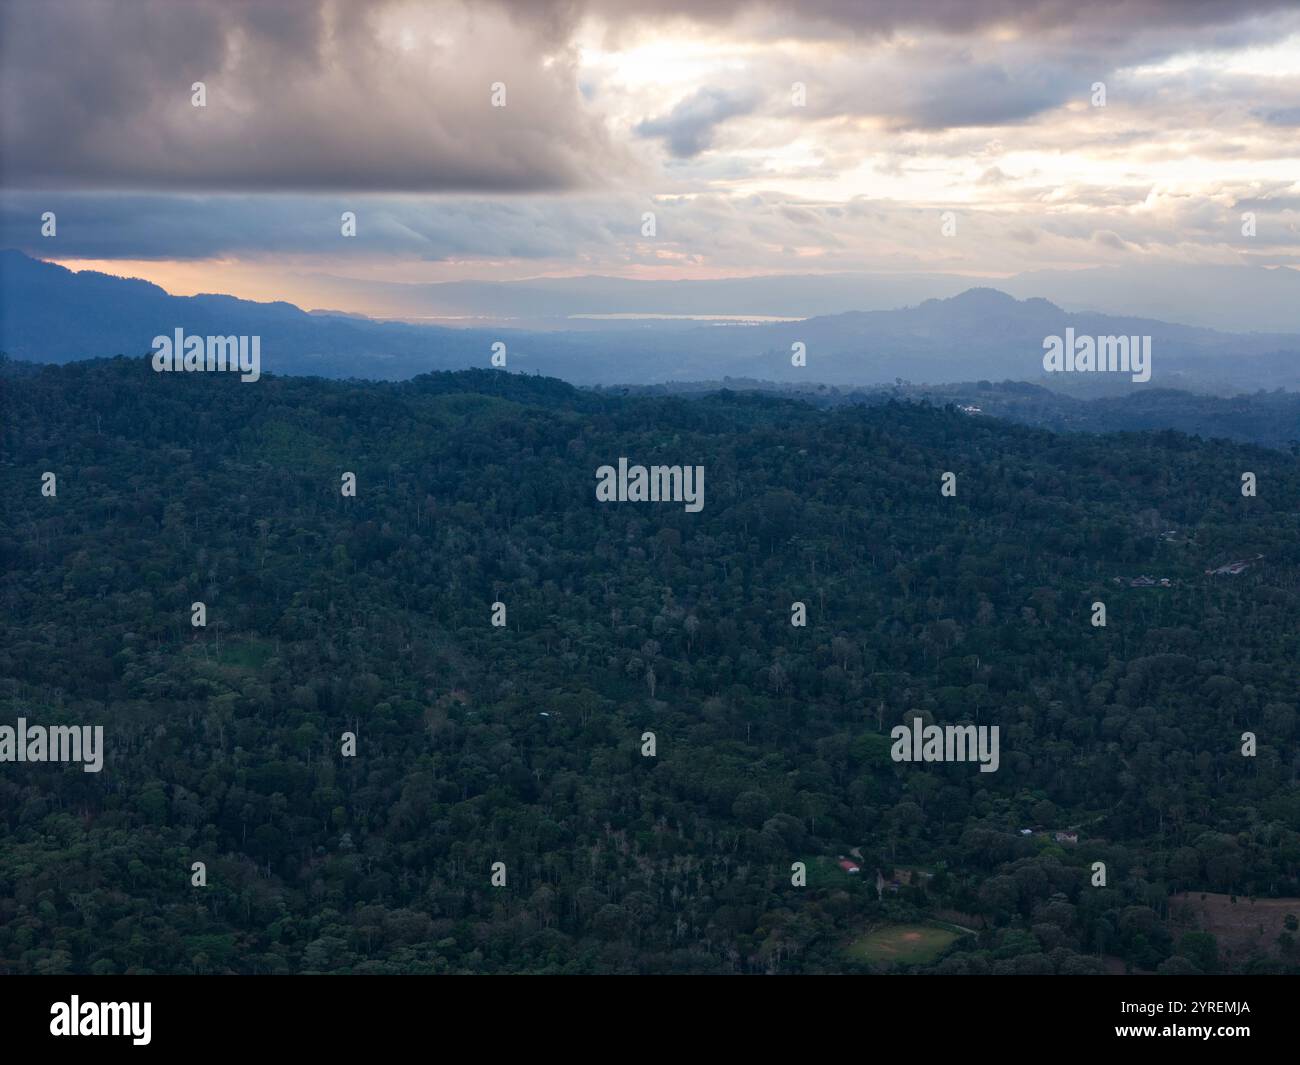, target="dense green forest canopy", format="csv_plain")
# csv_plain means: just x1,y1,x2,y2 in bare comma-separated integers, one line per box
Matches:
611,378,1300,452
1,356,1298,974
